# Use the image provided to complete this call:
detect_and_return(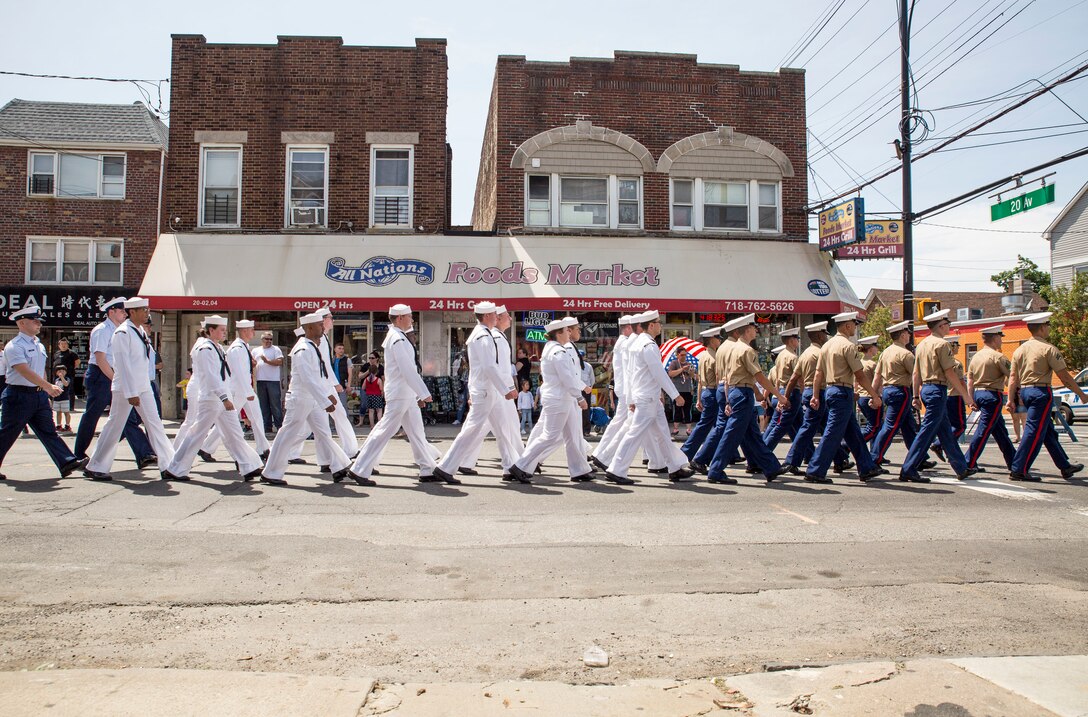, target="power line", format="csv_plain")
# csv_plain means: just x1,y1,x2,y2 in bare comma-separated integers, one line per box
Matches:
924,121,1087,141
796,0,875,68
917,222,1088,234
929,126,1088,153
0,70,169,116
779,0,850,68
